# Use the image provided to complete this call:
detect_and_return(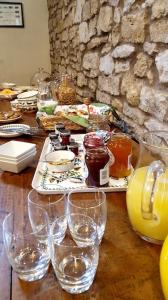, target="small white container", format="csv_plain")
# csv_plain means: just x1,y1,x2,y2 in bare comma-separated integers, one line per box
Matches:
0,151,36,173
45,150,75,173
0,141,36,160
